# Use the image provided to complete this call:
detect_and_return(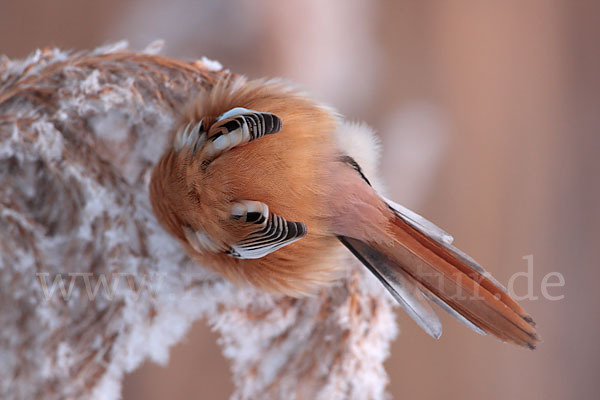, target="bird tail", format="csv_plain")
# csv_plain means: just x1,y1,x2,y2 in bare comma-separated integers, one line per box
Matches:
338,199,540,349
